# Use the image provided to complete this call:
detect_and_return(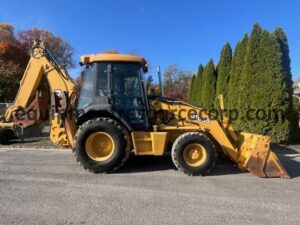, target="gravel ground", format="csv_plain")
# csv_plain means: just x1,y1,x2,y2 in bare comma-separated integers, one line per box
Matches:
0,146,300,225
